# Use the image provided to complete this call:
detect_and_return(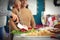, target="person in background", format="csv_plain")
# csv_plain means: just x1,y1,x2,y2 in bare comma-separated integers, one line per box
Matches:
0,0,18,40
20,0,36,28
